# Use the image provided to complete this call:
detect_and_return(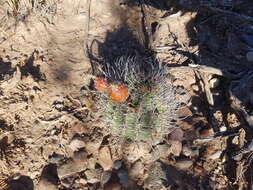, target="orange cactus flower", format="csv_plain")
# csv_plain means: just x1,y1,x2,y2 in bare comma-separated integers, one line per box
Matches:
109,82,129,103
95,77,109,92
